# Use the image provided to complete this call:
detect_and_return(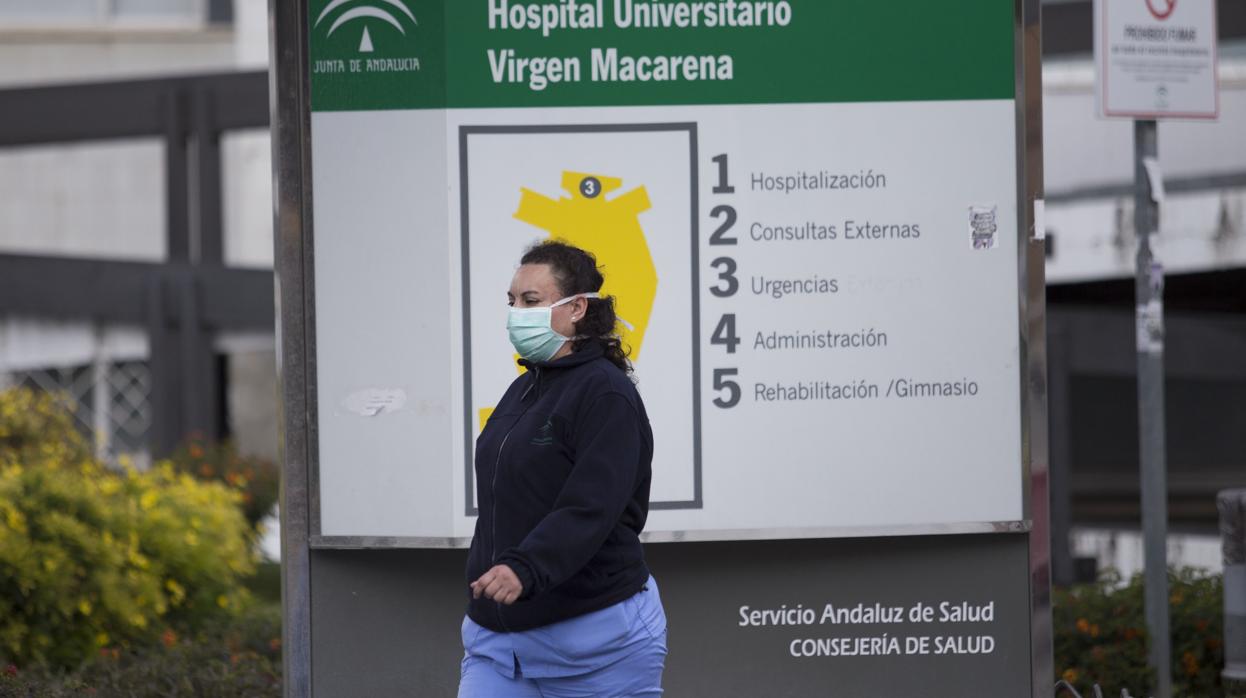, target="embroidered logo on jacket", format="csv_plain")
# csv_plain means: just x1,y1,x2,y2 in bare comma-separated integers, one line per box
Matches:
530,419,555,447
